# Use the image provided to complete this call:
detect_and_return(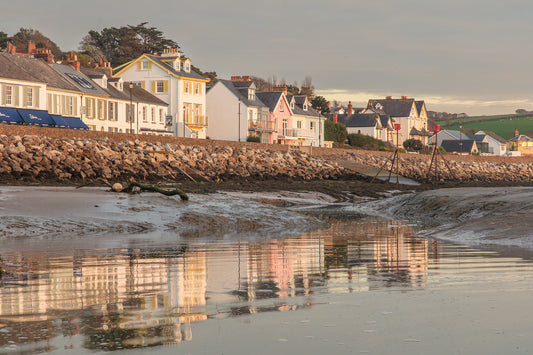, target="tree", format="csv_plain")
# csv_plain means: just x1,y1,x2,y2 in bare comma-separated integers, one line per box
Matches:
324,120,348,143
300,76,315,98
0,31,8,49
311,95,330,115
79,23,178,67
403,139,423,152
10,28,62,57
